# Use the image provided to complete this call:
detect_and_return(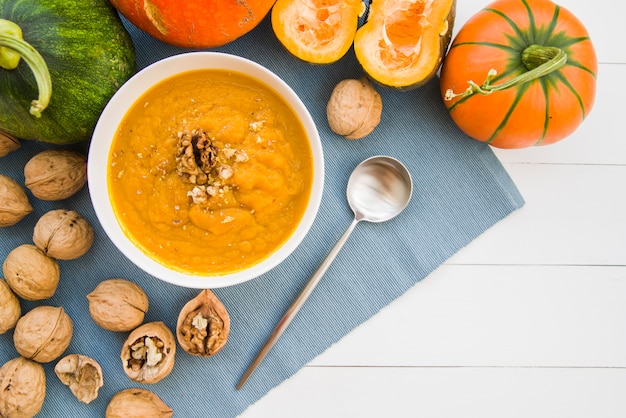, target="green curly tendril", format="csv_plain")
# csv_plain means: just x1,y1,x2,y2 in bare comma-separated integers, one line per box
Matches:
445,45,567,101
0,18,52,118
